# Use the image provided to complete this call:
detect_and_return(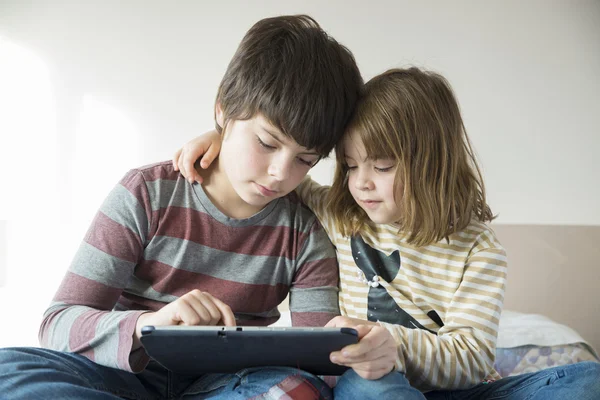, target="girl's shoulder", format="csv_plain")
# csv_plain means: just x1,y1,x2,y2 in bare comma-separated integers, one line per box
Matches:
455,219,502,242
358,220,504,258
447,220,506,258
